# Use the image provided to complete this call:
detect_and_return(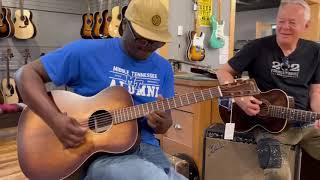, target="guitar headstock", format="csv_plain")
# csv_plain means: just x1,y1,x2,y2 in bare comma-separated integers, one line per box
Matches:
219,79,260,97
23,48,31,64
6,48,13,59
